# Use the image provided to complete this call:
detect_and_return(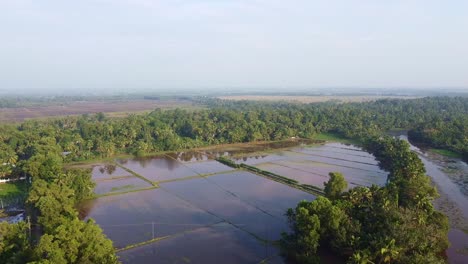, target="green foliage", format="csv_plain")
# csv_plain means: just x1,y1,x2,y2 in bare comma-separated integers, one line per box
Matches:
428,148,462,158
216,156,240,168
0,181,28,199
4,148,118,262
0,222,32,263
62,169,96,202
282,207,321,264
239,163,299,184
312,132,358,144
408,113,468,162
27,179,77,233
24,157,117,263
22,154,63,181
1,96,466,163
0,142,18,178
31,219,117,264
324,172,348,200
